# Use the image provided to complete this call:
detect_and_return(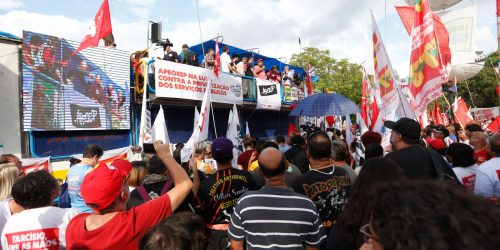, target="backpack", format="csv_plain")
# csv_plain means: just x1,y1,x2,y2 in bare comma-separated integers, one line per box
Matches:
427,148,463,187
58,180,71,208
137,180,172,202
187,50,197,66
